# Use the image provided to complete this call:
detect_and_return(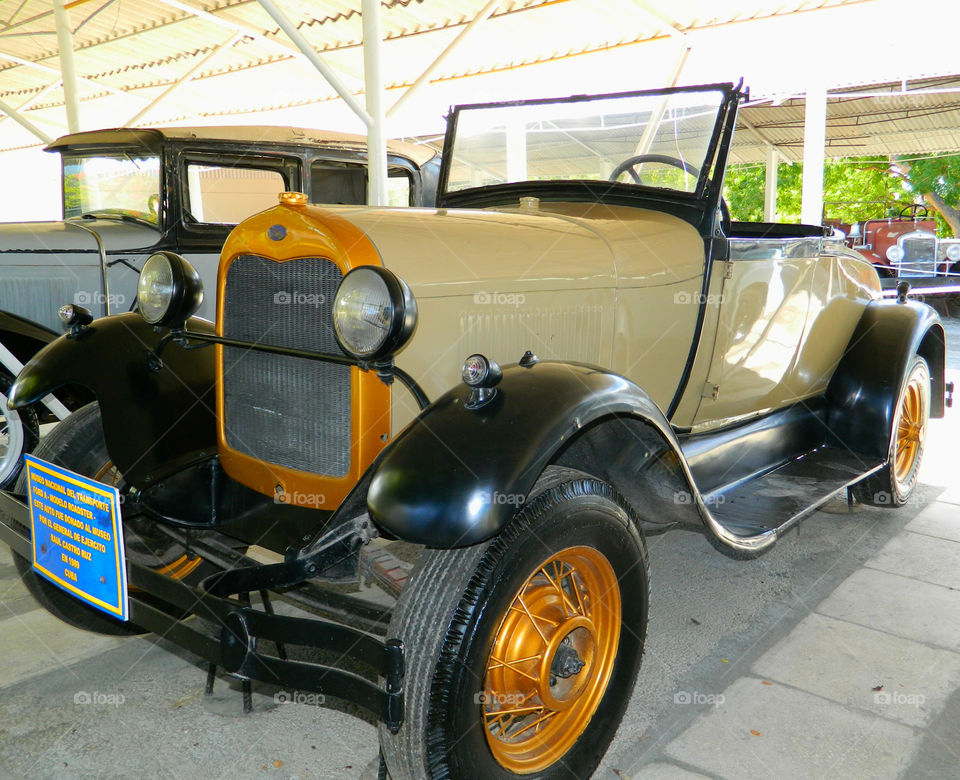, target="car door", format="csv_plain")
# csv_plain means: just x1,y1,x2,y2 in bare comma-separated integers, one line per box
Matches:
688,234,879,429
689,236,820,427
